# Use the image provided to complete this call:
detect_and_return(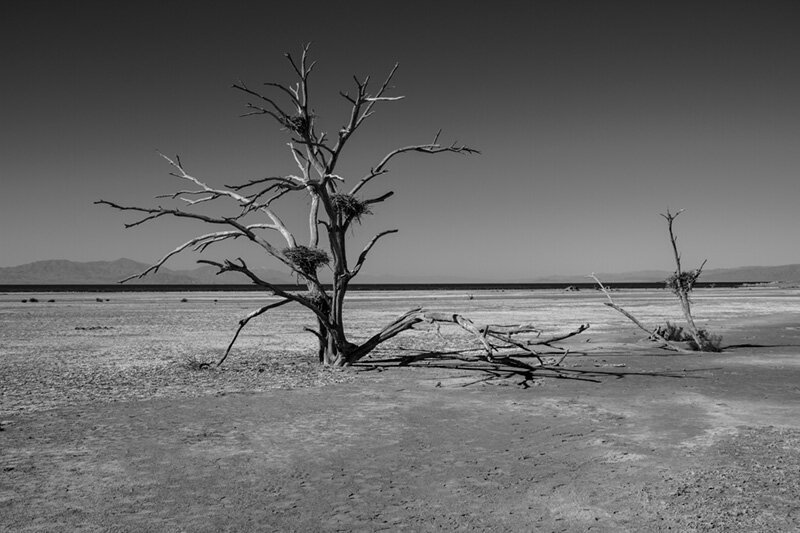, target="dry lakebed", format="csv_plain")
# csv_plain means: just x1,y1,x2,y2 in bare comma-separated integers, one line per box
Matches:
1,286,799,532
